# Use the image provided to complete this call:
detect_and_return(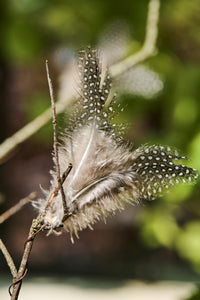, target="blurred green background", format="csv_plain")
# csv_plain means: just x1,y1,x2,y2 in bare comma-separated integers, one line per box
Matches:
0,0,200,298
